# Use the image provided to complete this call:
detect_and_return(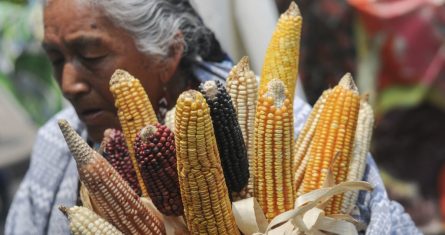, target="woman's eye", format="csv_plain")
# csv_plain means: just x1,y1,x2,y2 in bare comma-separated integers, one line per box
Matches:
50,57,65,71
47,52,65,66
51,58,64,66
79,54,107,64
43,47,65,67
